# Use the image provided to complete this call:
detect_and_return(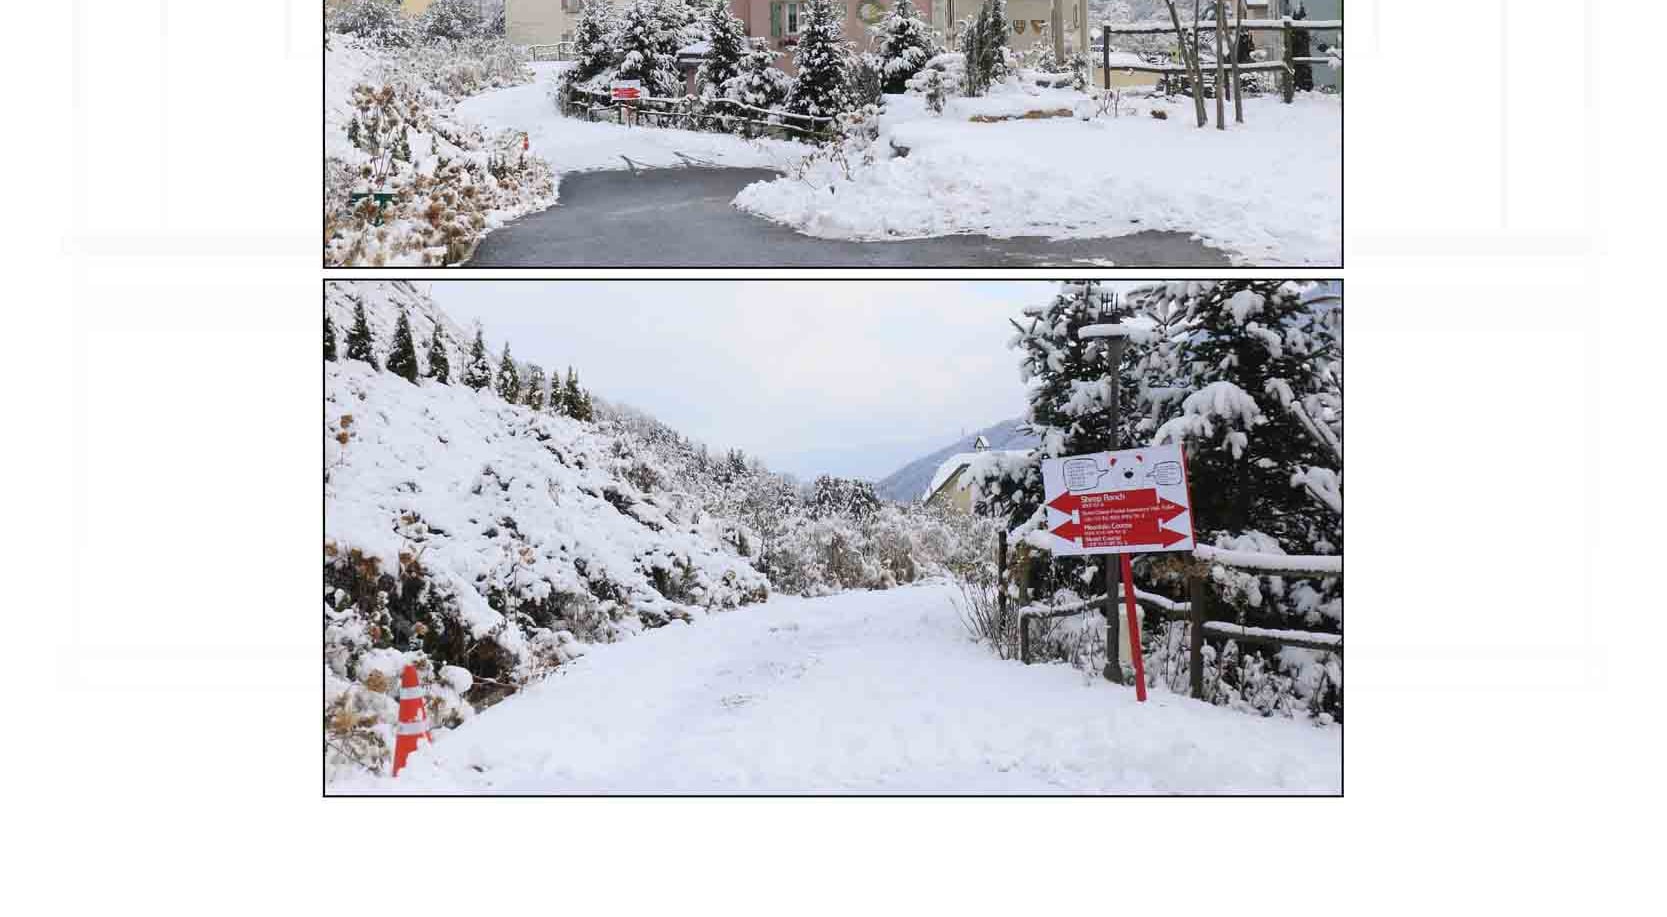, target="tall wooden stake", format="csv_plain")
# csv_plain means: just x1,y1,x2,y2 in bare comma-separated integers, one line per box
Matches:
1214,10,1225,129
1231,0,1244,123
